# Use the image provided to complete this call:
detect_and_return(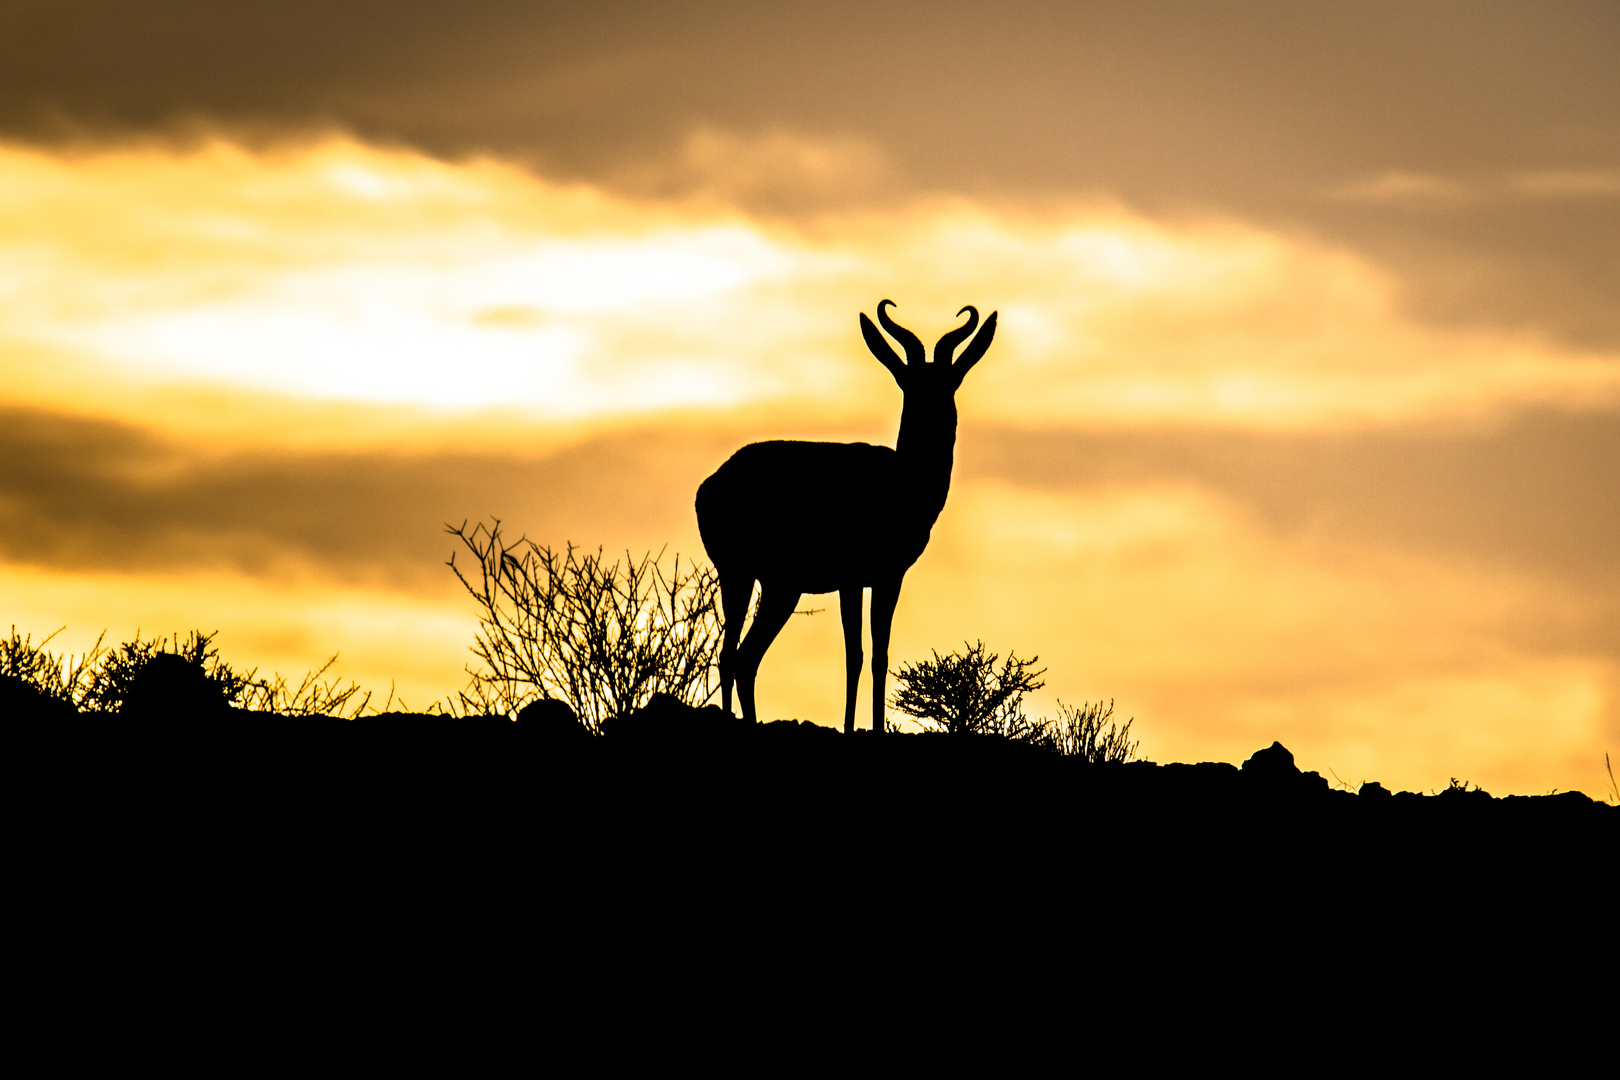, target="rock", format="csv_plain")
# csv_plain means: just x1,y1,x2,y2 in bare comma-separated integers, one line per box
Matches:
604,692,748,742
1241,741,1299,779
1161,761,1241,799
1358,781,1393,798
1,673,77,721
351,711,463,732
758,719,841,741
516,697,591,742
120,653,230,721
1438,780,1493,804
